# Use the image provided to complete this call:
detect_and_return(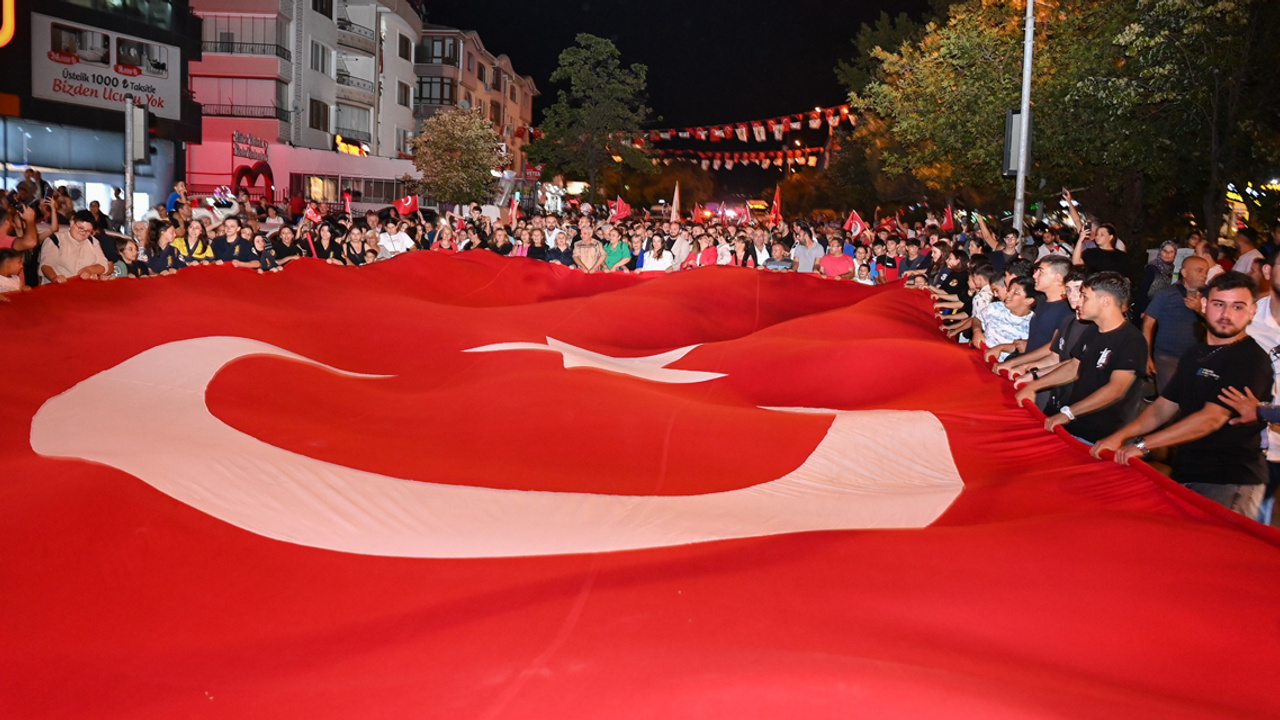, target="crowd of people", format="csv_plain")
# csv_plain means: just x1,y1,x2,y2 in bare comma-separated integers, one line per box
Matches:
5,173,1280,525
